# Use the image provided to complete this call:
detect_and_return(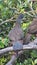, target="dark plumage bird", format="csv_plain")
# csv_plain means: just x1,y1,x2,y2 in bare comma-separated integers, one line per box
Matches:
24,18,37,43
23,18,37,44
28,18,37,34
8,13,24,46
